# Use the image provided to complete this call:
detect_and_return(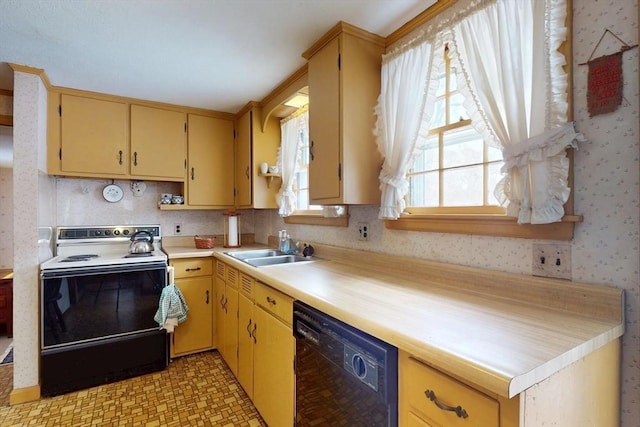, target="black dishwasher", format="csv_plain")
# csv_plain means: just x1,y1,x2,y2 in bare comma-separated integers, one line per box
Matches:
293,301,398,427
